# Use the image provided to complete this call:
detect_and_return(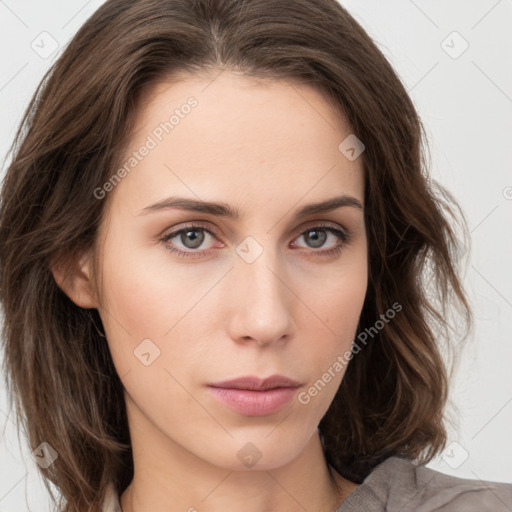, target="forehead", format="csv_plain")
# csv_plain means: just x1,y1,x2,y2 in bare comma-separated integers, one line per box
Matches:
106,70,365,217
